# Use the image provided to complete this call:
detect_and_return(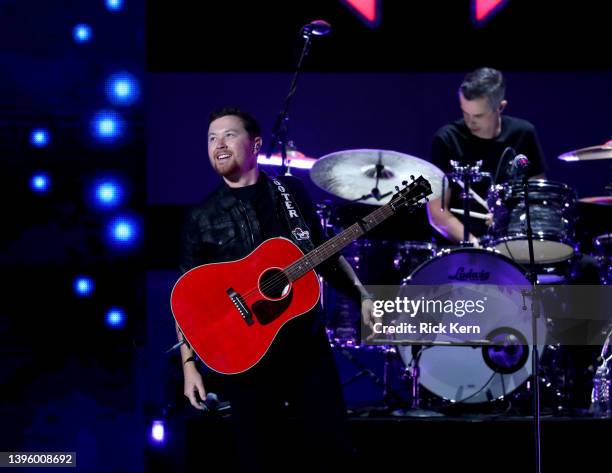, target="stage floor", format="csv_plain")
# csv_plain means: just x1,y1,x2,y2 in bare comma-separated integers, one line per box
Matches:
147,409,612,472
